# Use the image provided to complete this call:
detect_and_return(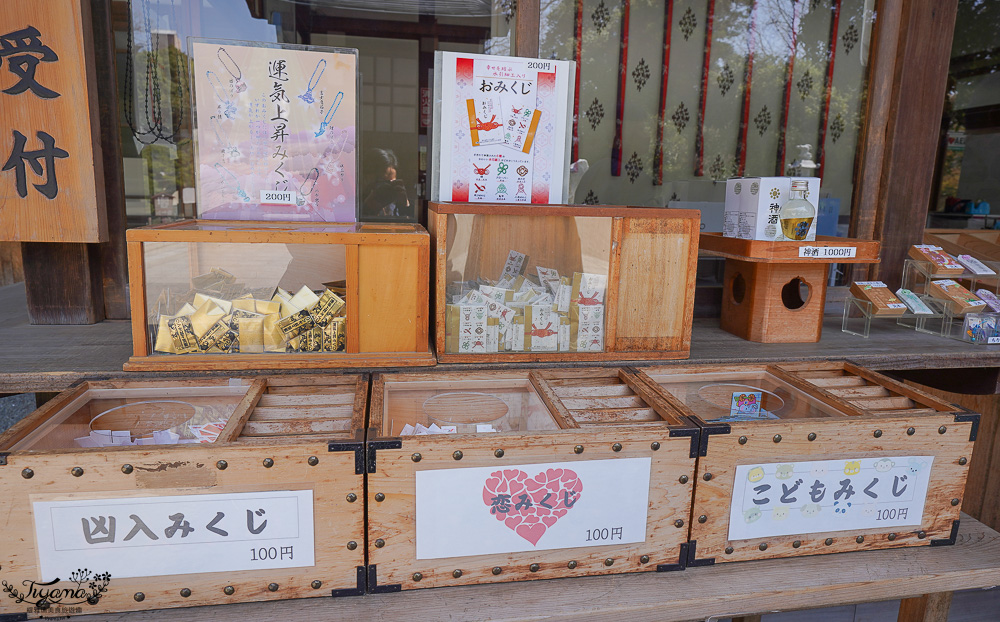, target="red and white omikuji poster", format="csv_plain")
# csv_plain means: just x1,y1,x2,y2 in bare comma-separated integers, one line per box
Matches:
434,52,573,204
